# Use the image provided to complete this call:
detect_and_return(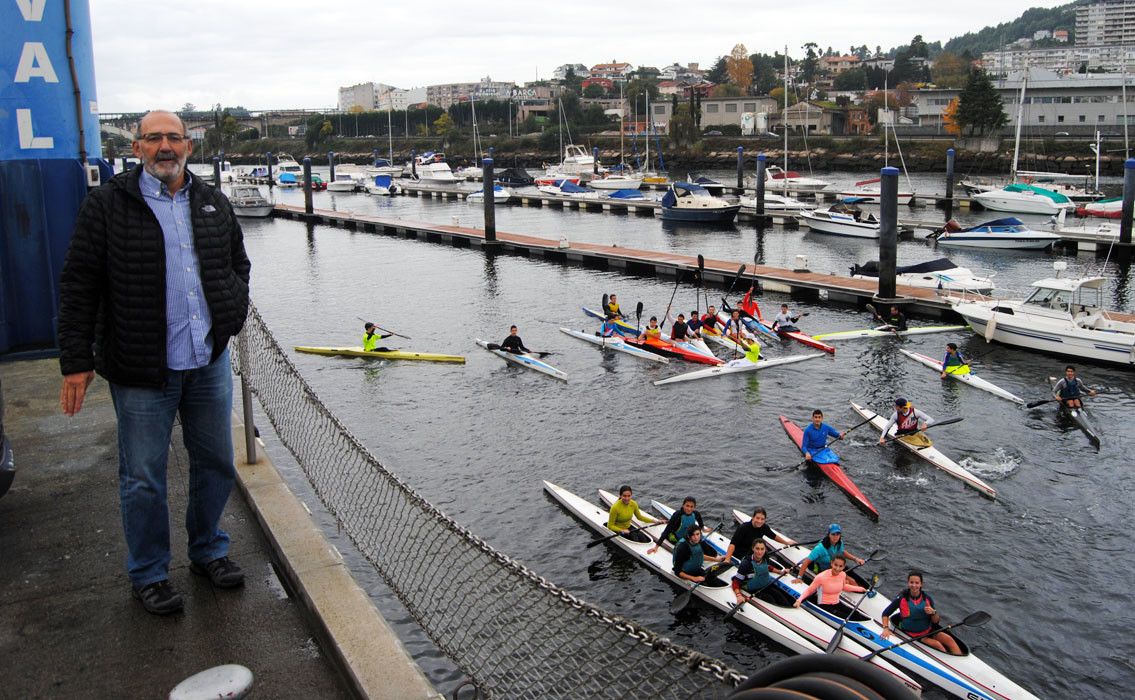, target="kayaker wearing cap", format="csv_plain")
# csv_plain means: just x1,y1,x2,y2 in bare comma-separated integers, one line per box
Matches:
499,325,532,355
878,397,933,446
648,497,713,555
731,540,789,604
606,485,657,543
638,317,662,341
801,409,844,463
793,554,868,613
363,322,394,352
604,294,624,320
881,571,963,655
771,304,801,333
724,508,795,563
940,343,970,378
670,313,693,342
672,527,725,583
1053,365,1095,410
794,524,864,577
